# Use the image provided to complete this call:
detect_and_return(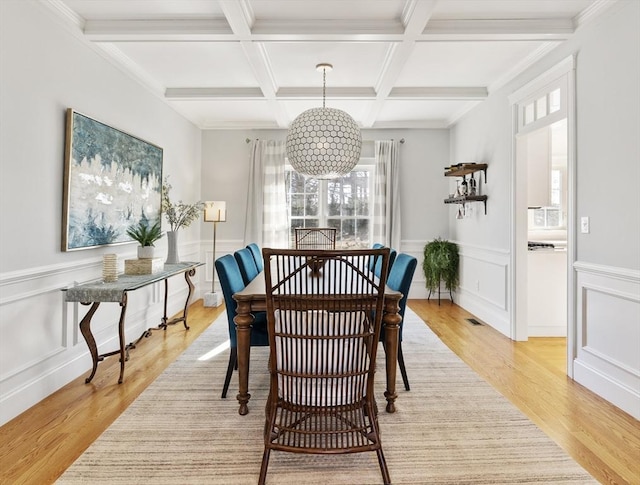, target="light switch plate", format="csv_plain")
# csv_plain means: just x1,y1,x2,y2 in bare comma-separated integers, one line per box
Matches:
581,216,590,234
